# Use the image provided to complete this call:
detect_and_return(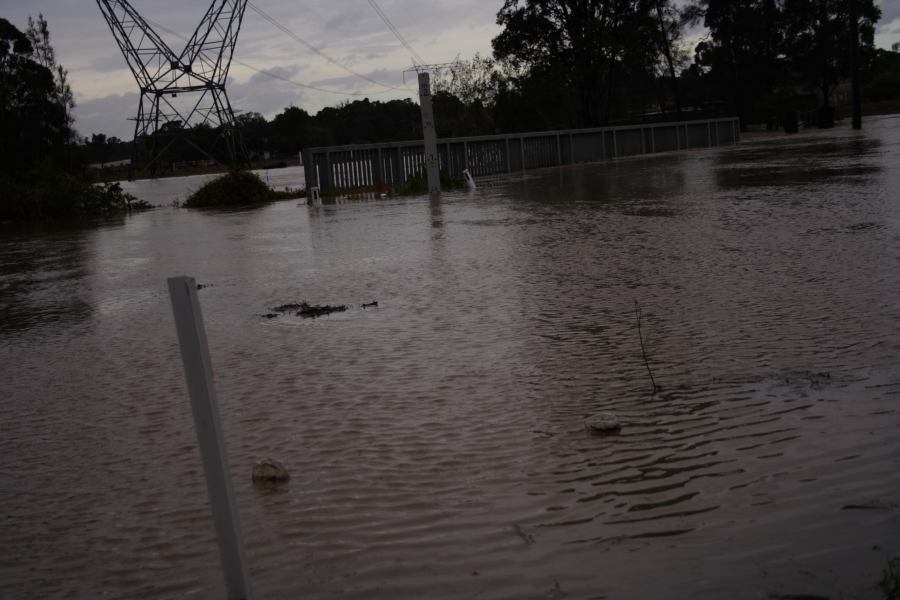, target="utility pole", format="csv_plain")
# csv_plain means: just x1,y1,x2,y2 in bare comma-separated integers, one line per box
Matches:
849,0,862,130
417,71,441,194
